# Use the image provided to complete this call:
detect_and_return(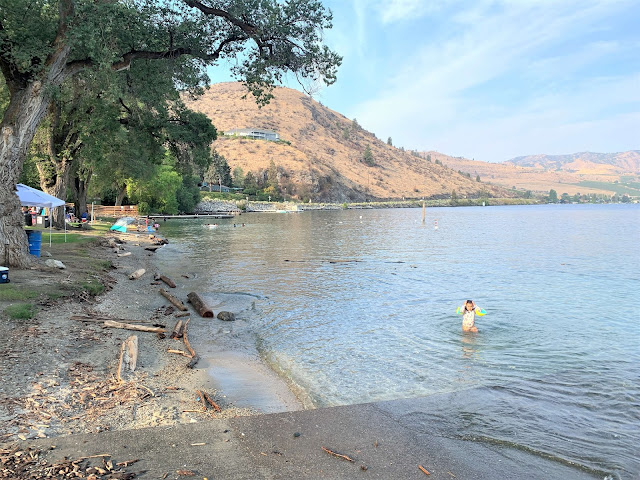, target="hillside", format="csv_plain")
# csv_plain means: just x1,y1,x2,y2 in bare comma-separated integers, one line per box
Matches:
430,151,640,197
185,83,513,202
507,151,640,176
